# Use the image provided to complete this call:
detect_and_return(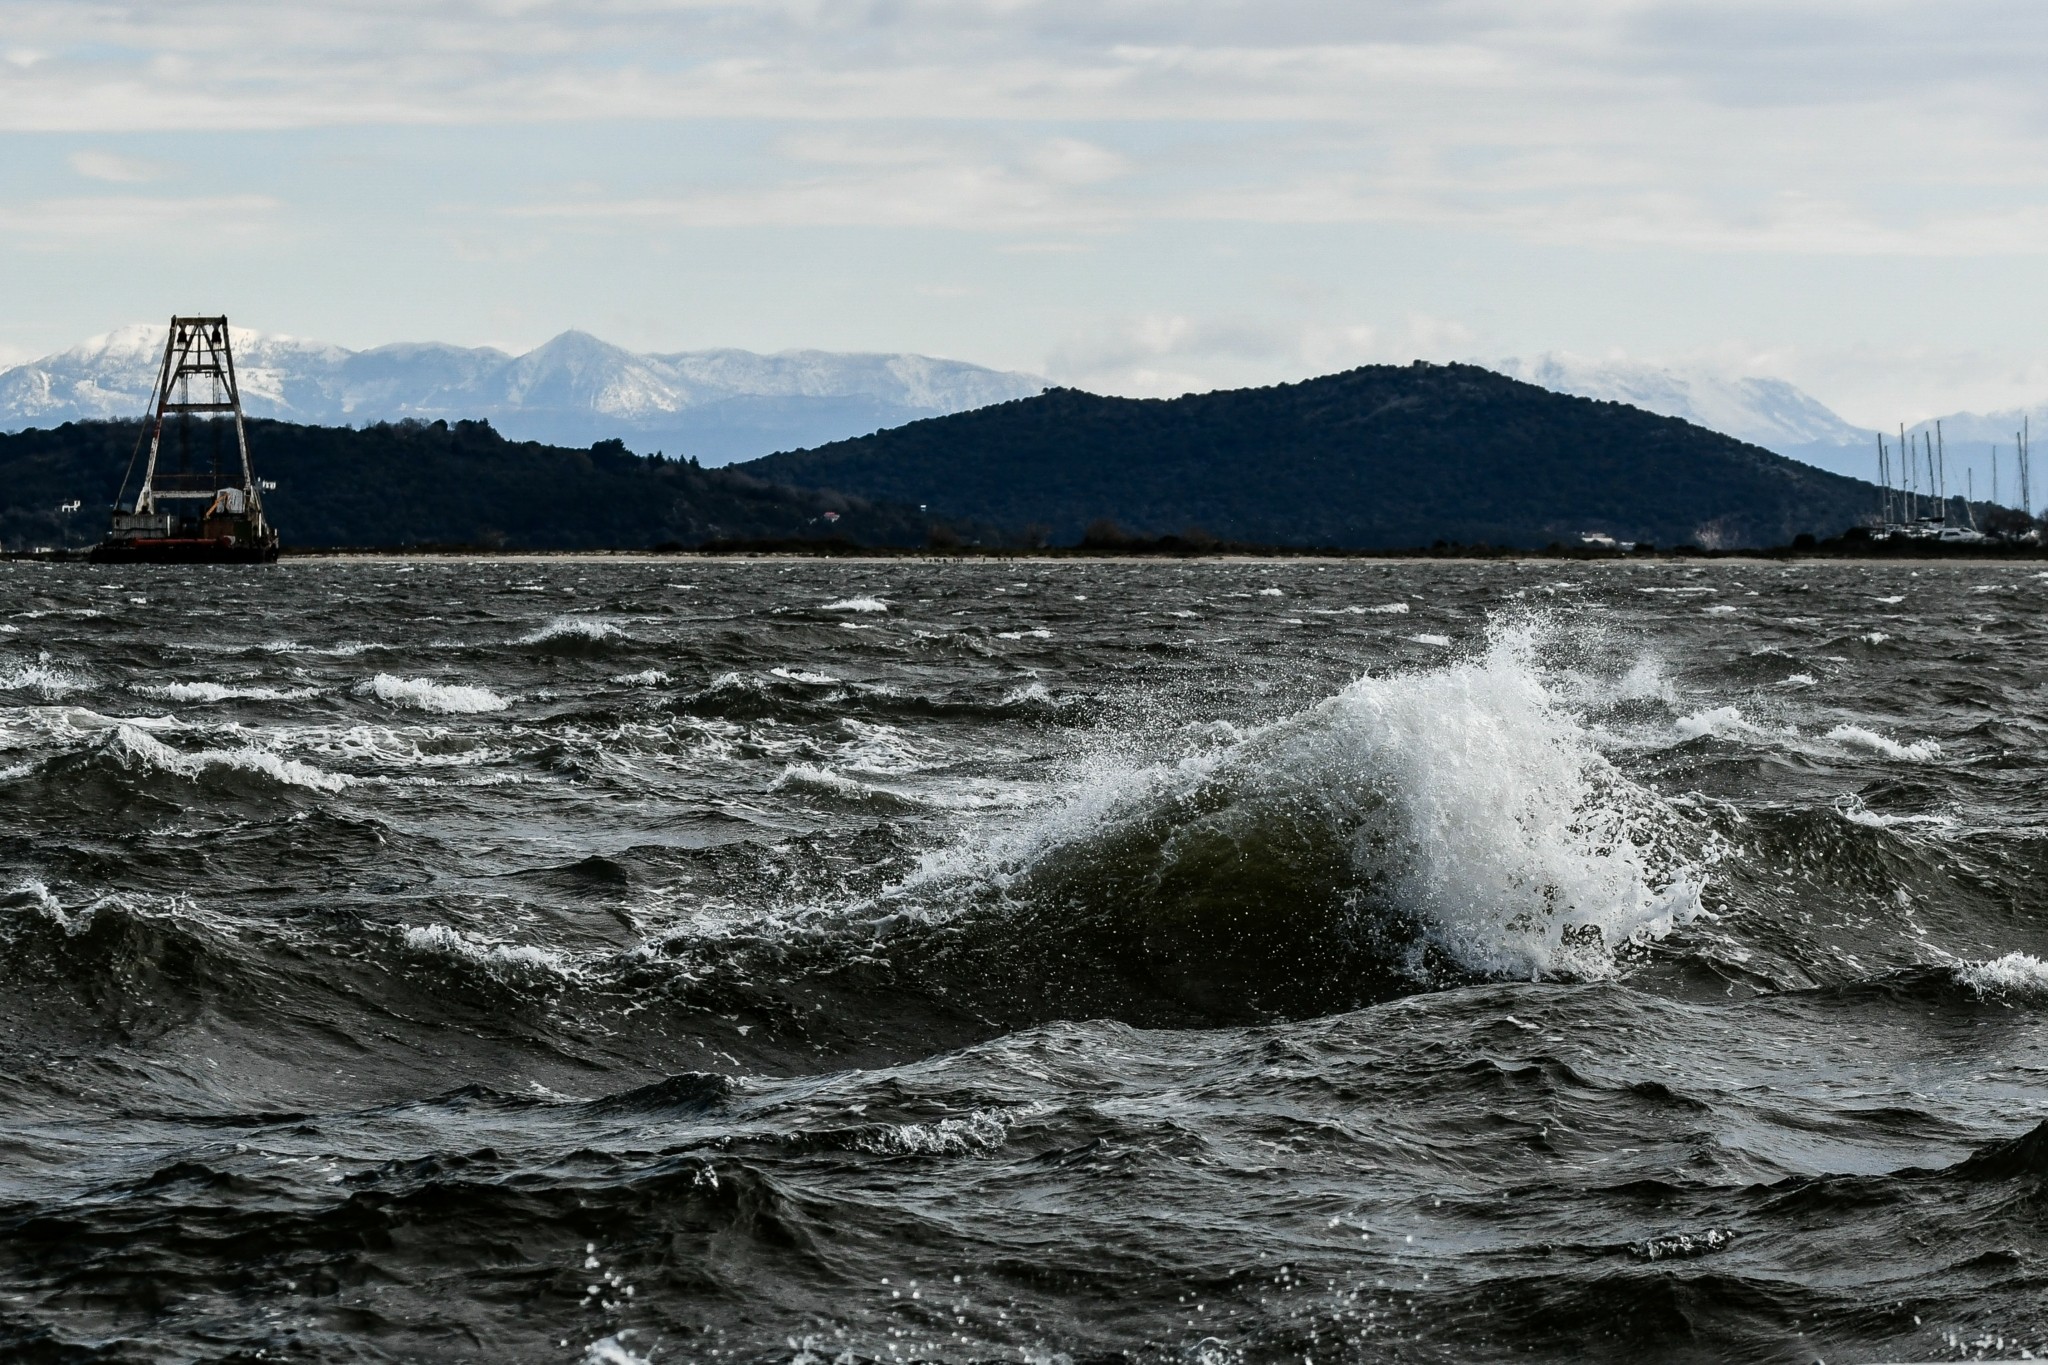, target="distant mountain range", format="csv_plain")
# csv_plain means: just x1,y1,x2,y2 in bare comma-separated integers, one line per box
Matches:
0,326,1045,466
5,324,2041,515
1504,354,2042,512
3,365,1895,551
741,363,1887,550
